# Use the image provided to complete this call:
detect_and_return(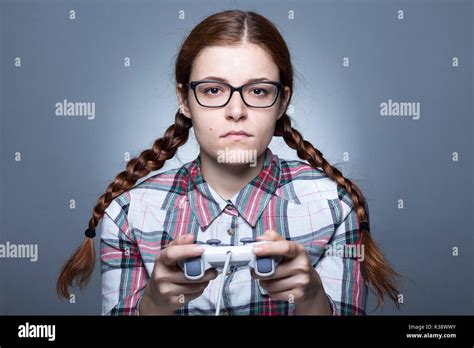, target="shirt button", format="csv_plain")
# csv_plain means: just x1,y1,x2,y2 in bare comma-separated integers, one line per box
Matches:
227,228,235,236
225,204,234,211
